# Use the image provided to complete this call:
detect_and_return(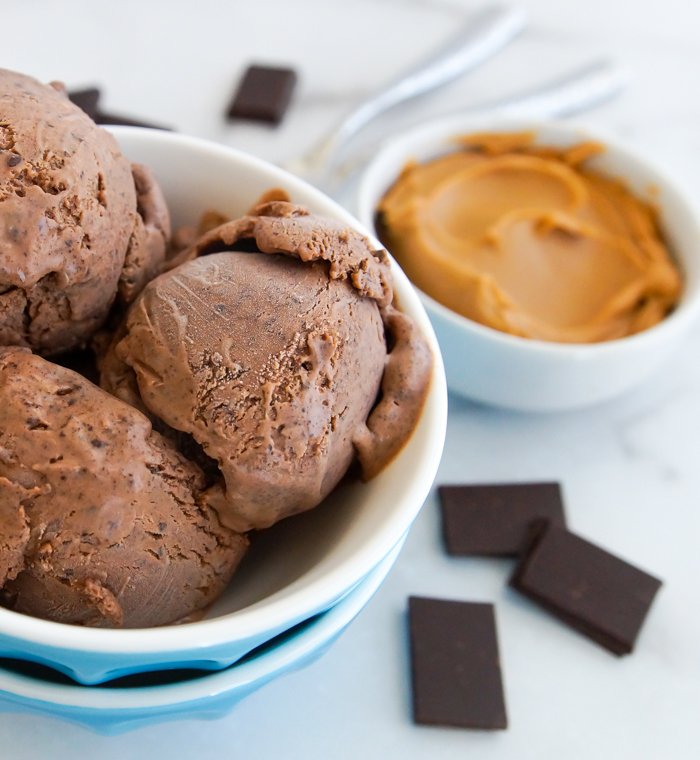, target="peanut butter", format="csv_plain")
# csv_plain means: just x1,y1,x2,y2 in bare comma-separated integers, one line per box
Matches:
377,132,682,343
